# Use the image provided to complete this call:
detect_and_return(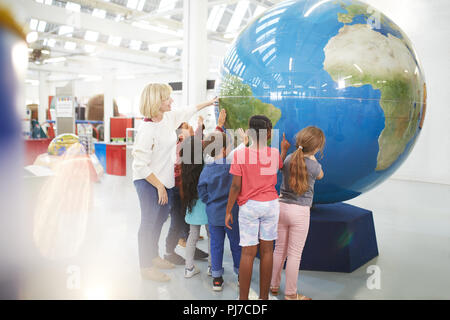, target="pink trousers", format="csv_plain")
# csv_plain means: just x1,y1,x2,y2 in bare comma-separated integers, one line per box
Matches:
271,201,310,296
